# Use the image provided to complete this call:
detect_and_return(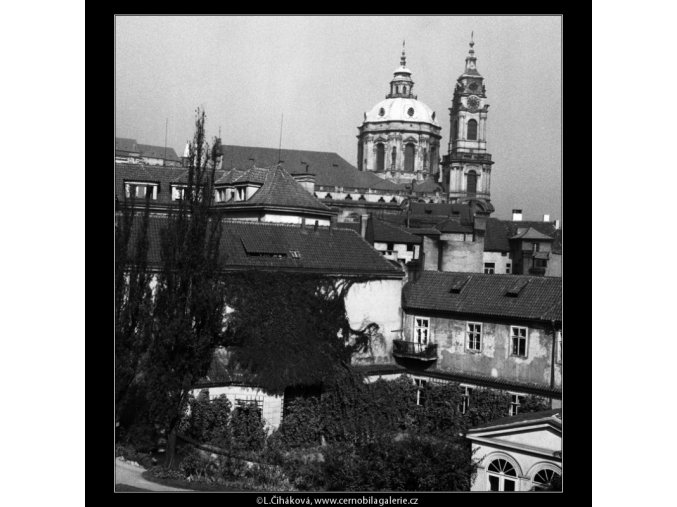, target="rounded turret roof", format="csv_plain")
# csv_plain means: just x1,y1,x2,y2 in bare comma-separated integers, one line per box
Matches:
364,97,440,126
